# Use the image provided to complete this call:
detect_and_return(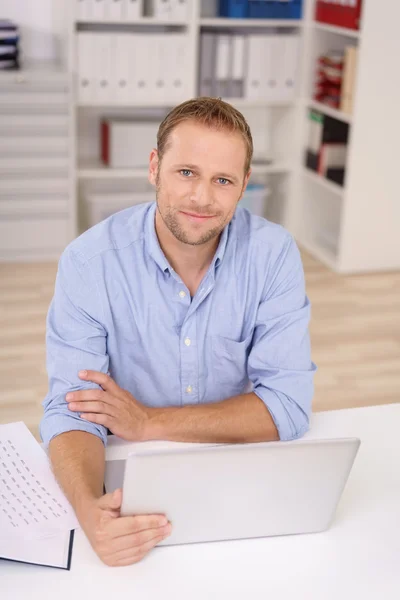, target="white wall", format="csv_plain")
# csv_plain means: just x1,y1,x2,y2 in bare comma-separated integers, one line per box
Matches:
1,0,66,63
